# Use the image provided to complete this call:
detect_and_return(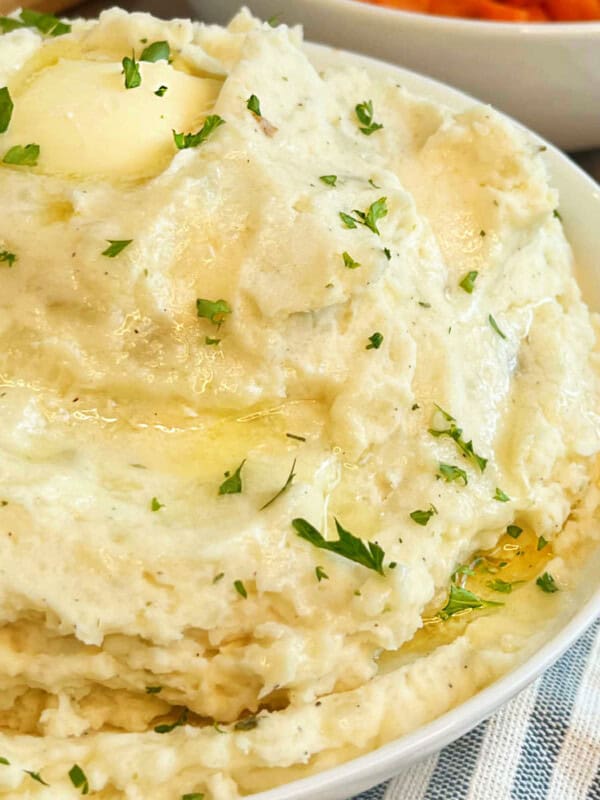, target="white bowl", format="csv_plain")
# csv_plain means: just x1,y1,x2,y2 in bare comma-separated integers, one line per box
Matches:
225,42,600,800
196,0,600,151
